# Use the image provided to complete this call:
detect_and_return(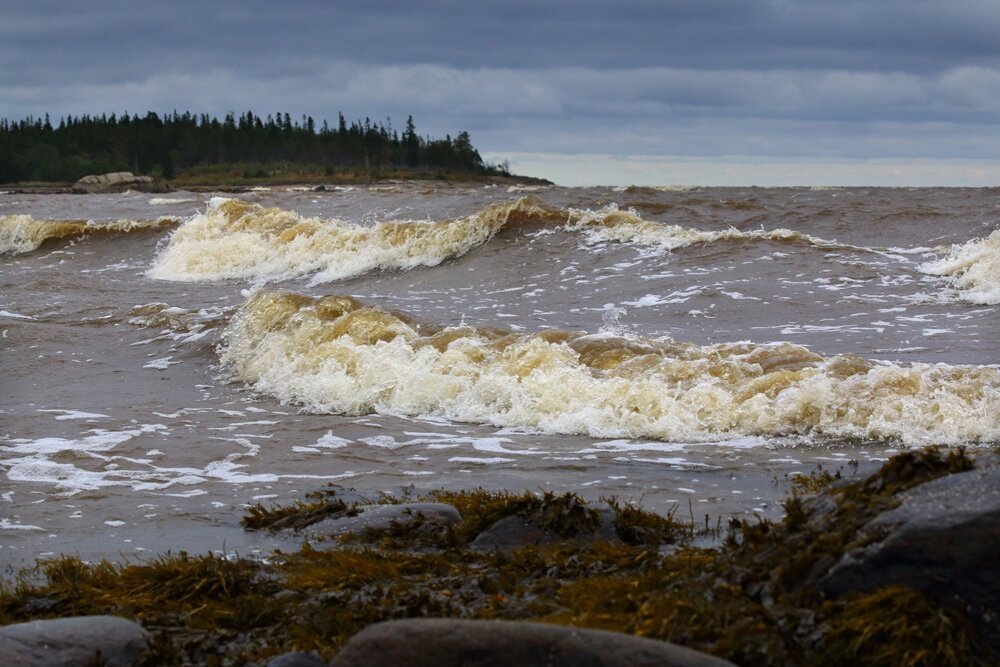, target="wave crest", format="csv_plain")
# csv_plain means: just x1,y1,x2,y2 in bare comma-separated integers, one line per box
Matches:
565,203,868,253
919,229,1000,305
220,290,1000,446
145,197,889,284
0,215,176,255
147,197,562,284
